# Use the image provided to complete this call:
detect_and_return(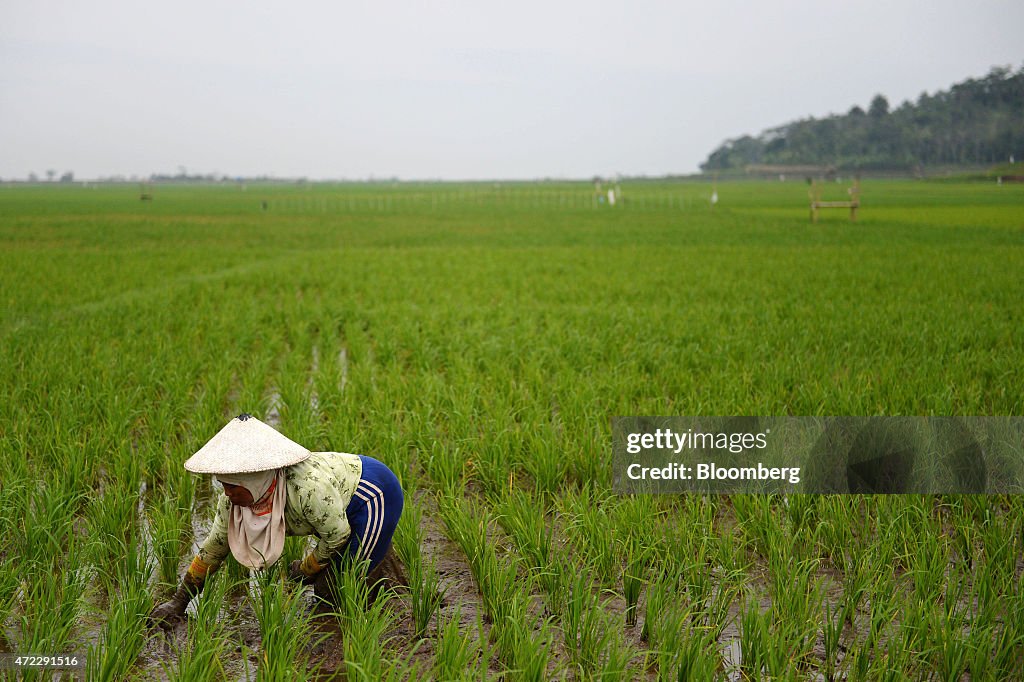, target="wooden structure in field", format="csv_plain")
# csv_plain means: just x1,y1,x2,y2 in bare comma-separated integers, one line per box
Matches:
809,177,860,222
